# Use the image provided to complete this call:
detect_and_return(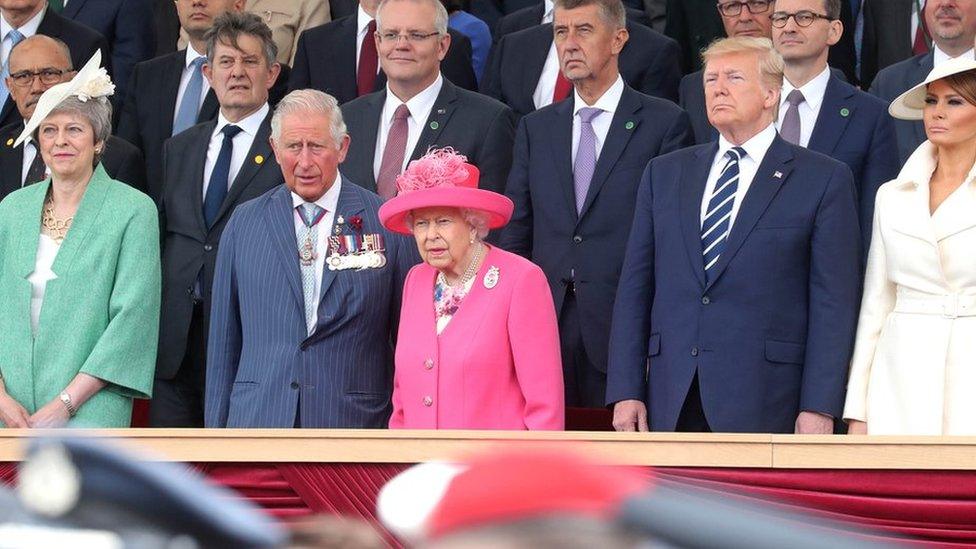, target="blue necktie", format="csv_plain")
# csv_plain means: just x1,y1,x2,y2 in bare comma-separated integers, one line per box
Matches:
0,30,25,108
173,57,206,135
204,124,242,227
701,147,745,281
